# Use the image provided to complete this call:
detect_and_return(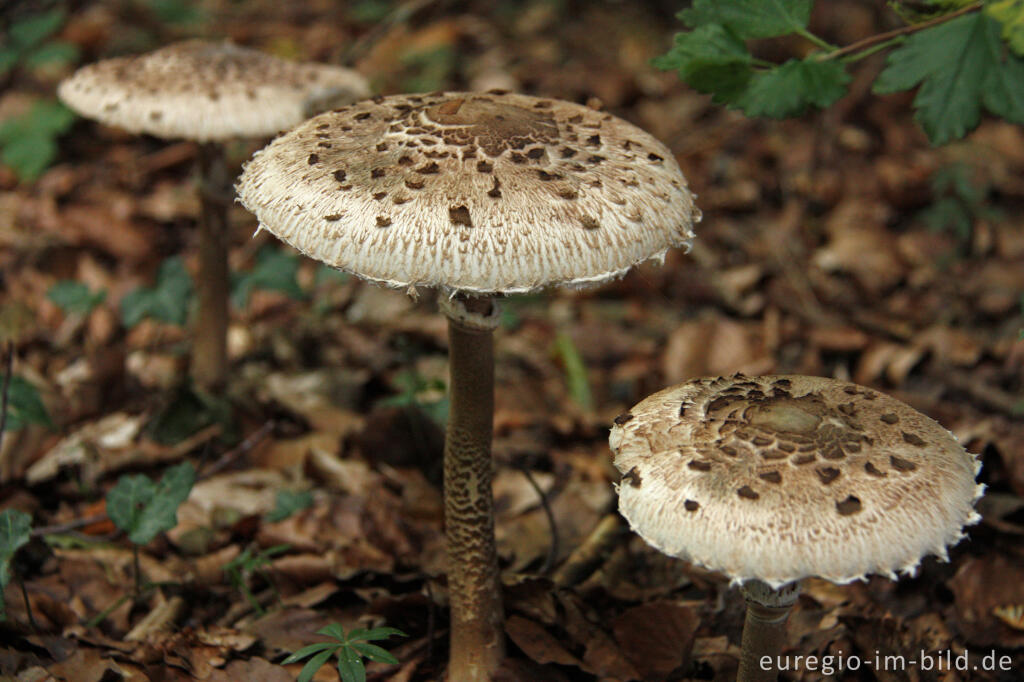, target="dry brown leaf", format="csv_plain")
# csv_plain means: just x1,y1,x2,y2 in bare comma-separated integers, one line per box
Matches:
612,601,699,680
